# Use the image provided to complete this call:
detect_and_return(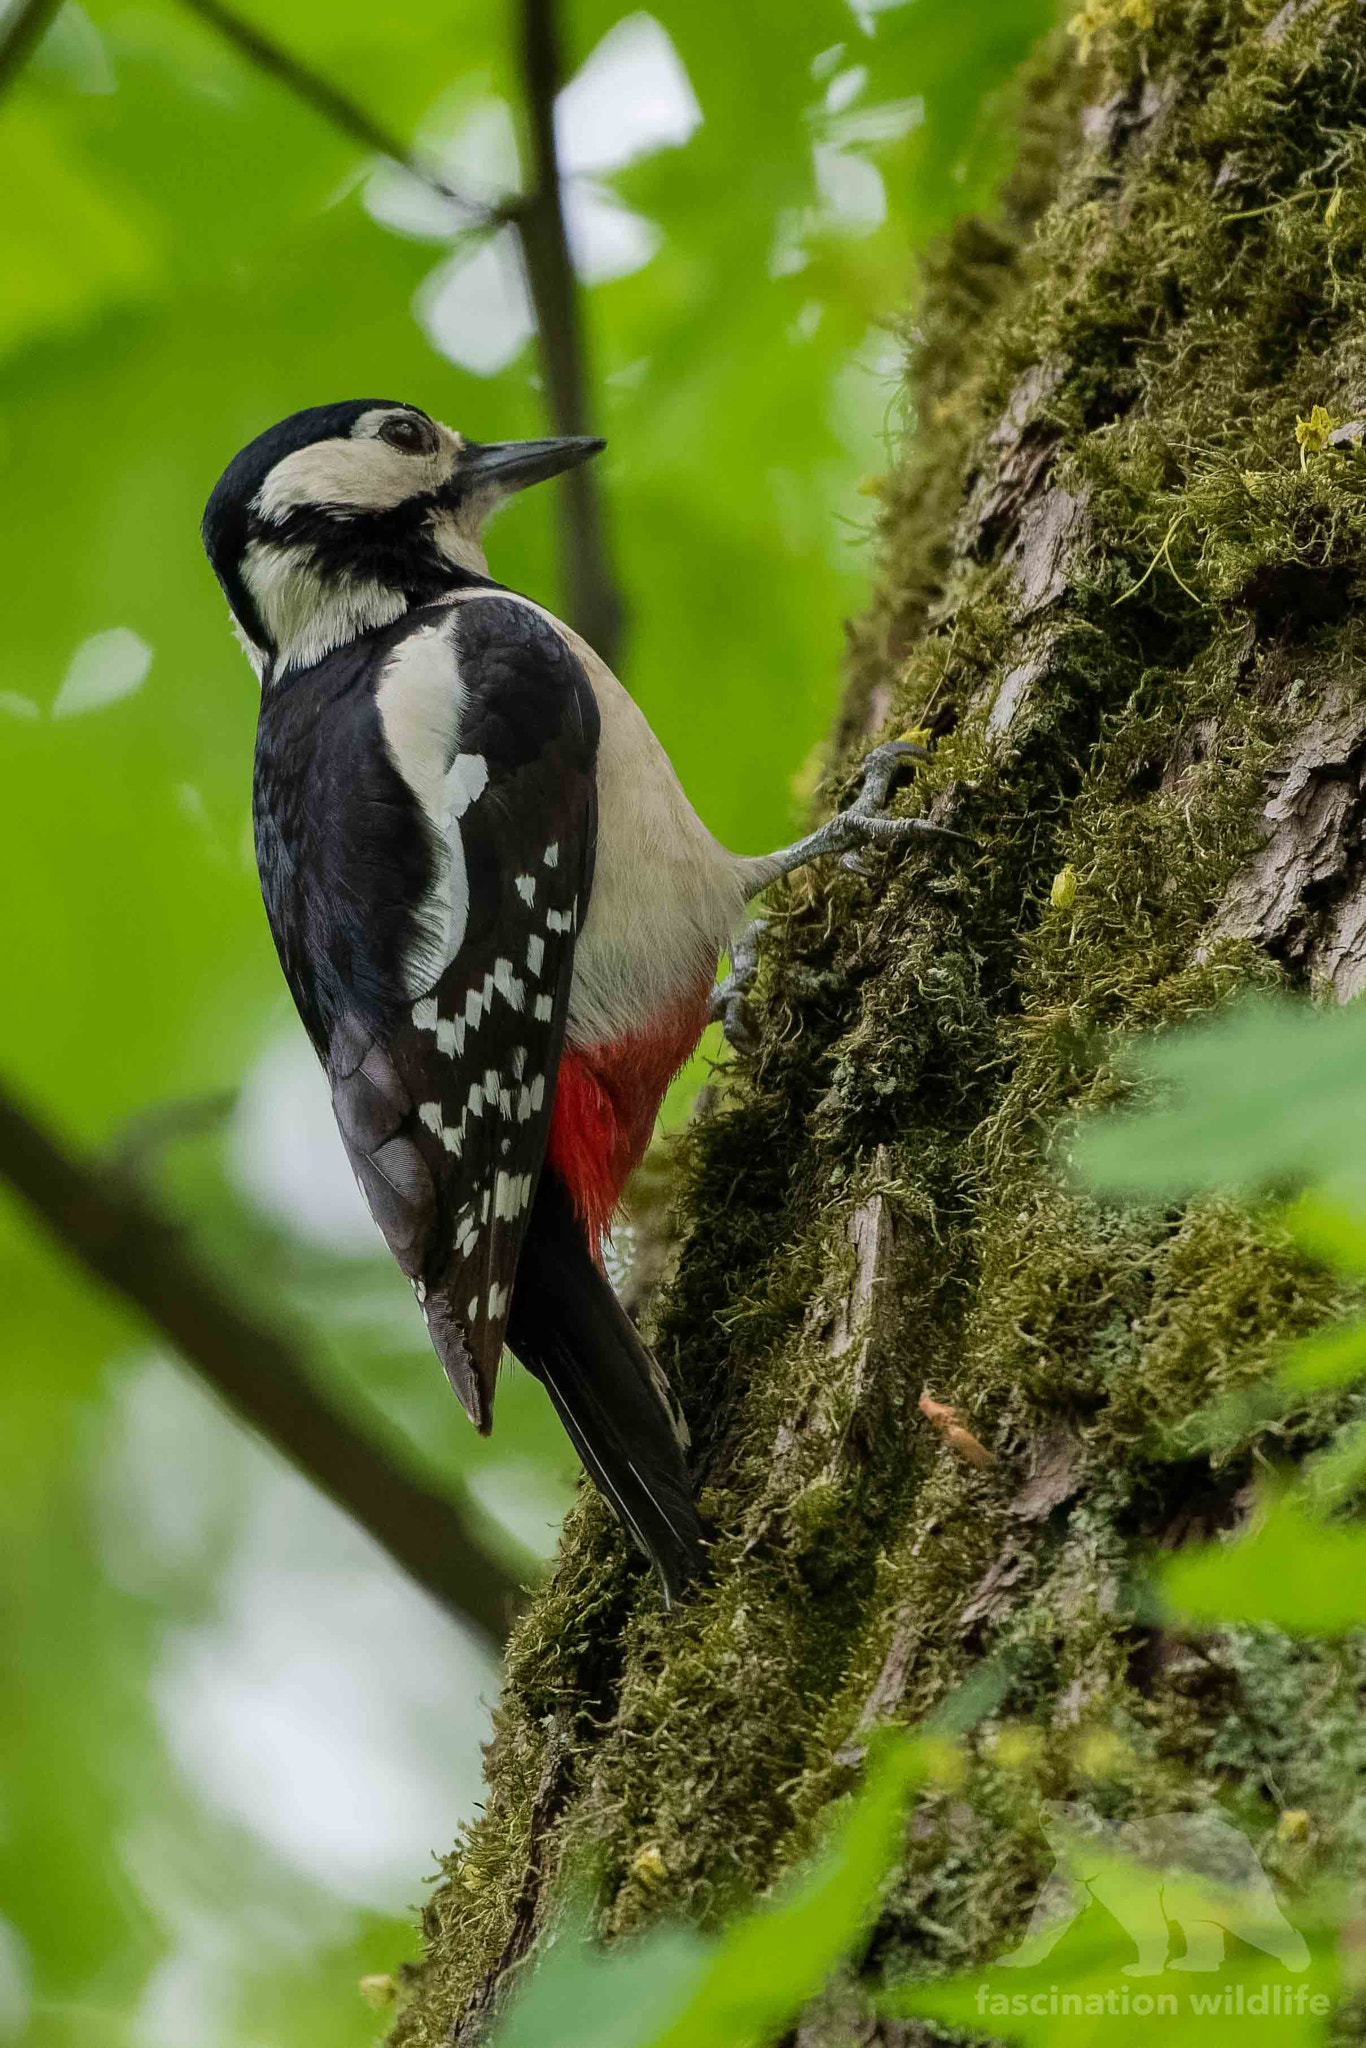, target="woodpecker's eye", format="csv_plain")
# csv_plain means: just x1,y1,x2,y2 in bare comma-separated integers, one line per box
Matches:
379,414,438,455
